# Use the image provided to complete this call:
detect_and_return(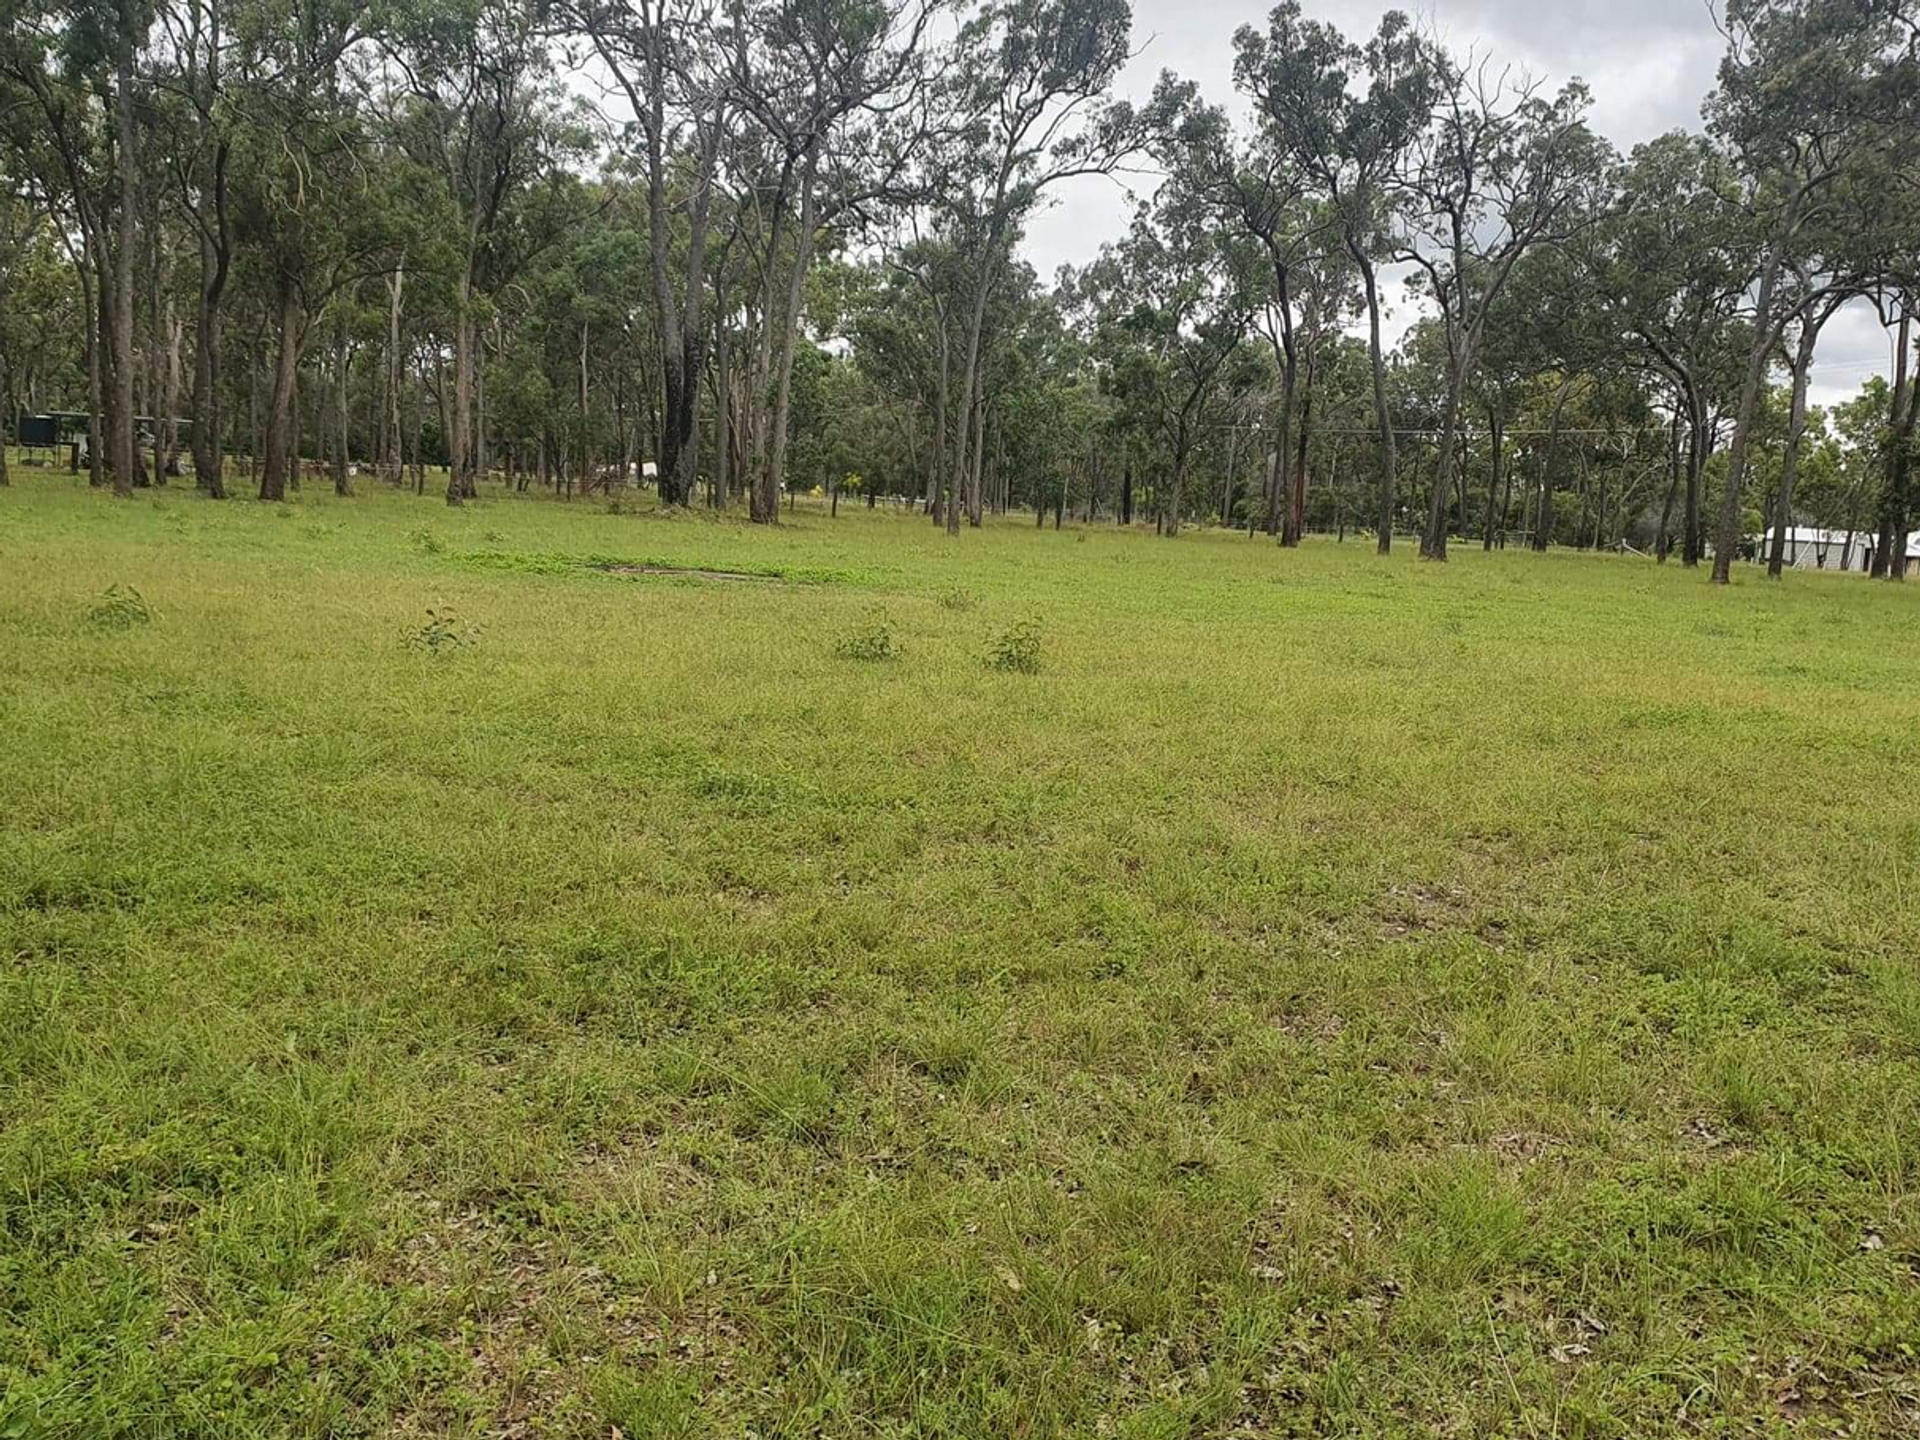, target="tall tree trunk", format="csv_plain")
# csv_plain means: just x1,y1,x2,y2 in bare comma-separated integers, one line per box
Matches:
475,322,490,487
110,48,137,499
1290,359,1314,543
334,323,352,496
290,337,303,489
1683,398,1708,566
928,326,949,524
385,260,405,483
755,146,819,525
259,277,300,501
1420,348,1470,561
1533,376,1577,551
1334,441,1346,541
713,278,731,507
1871,313,1917,580
1222,422,1240,526
1496,429,1514,549
578,320,590,493
447,273,473,506
1165,418,1193,537
159,305,182,479
146,206,168,487
620,39,719,508
1355,247,1396,554
1711,222,1790,585
78,252,103,487
0,269,9,483
410,353,426,493
950,224,1006,539
1765,318,1821,578
1656,406,1682,562
190,208,229,496
1483,407,1503,550
966,396,986,527
246,333,260,481
1274,346,1298,544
